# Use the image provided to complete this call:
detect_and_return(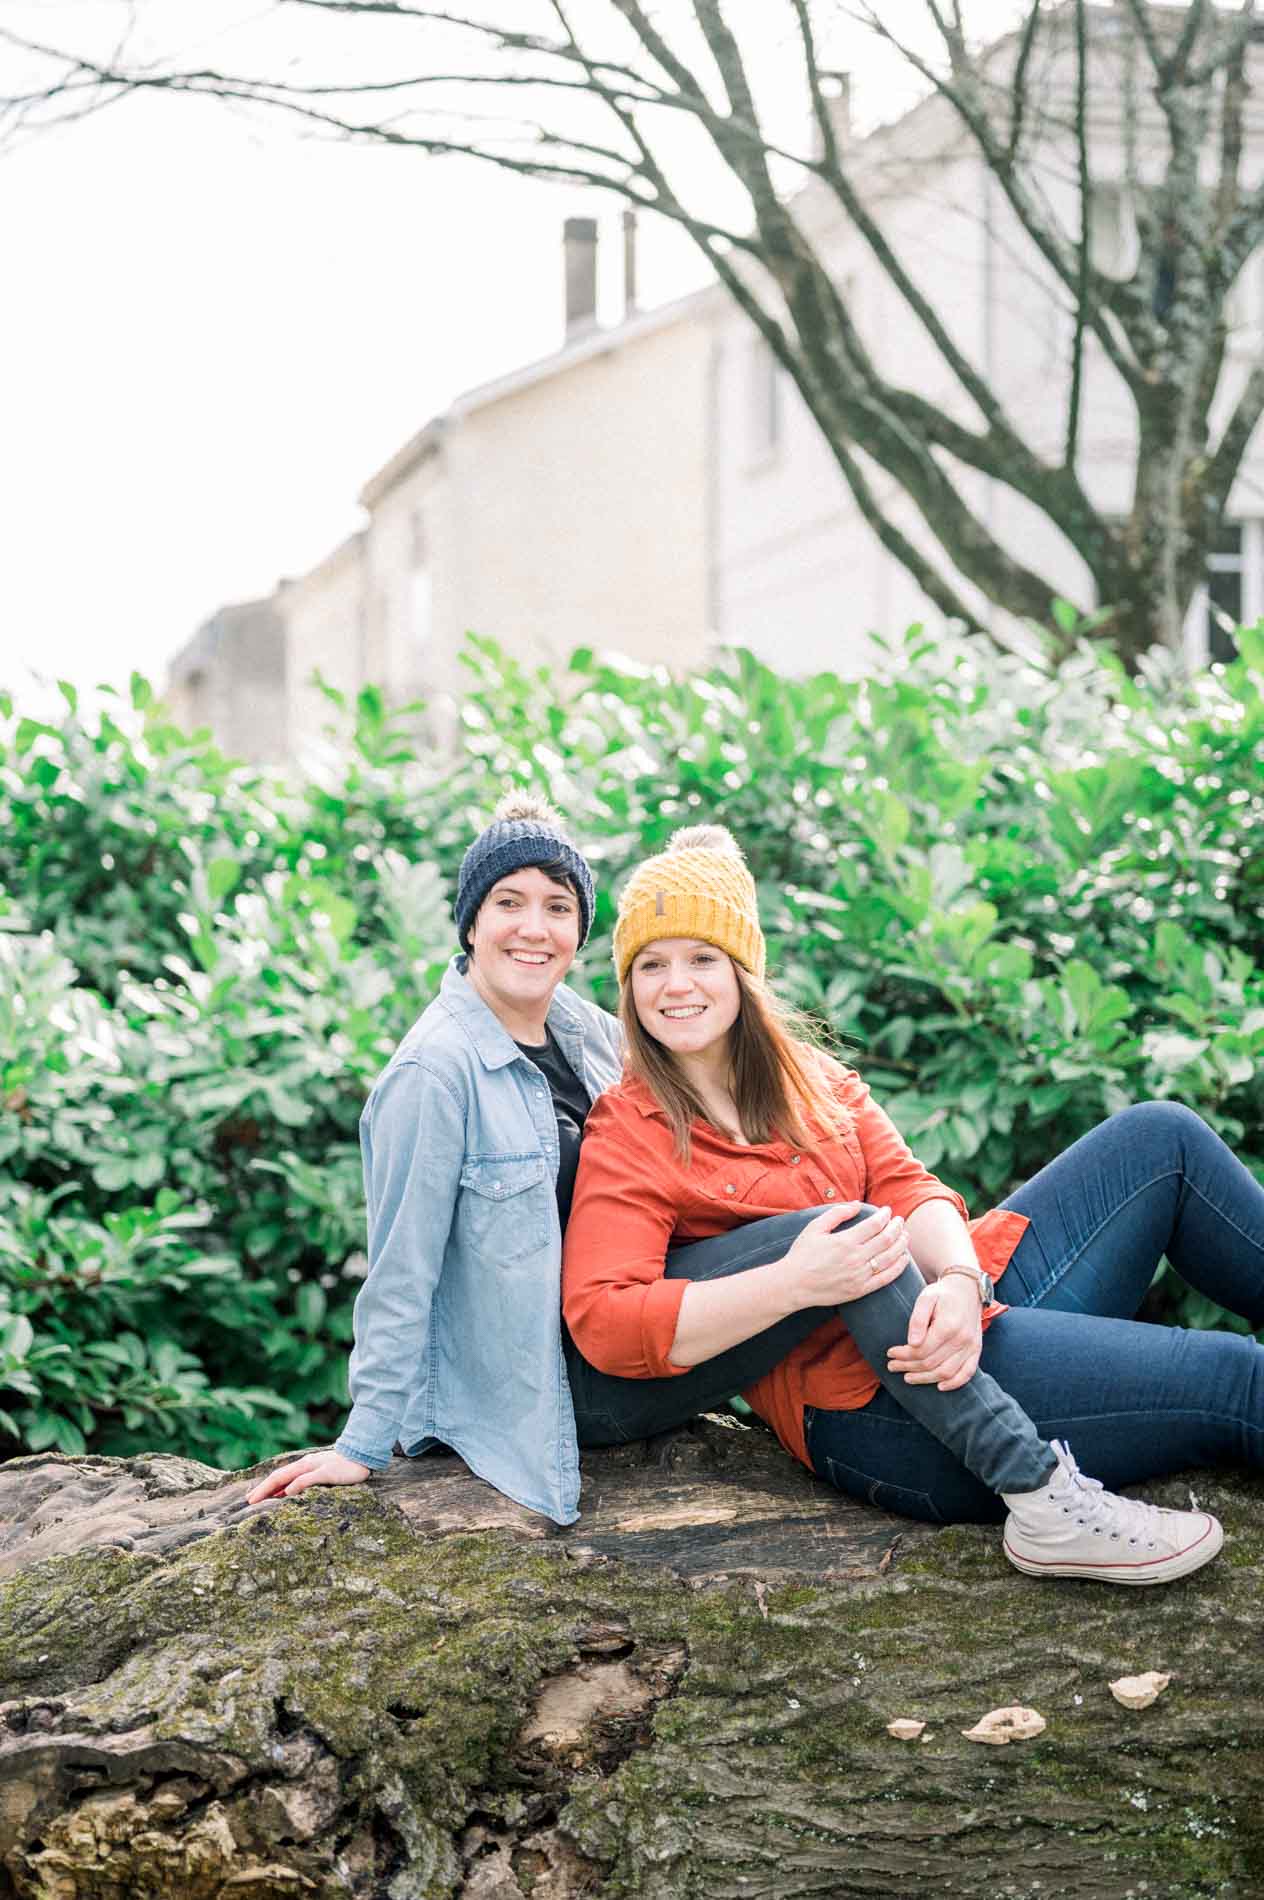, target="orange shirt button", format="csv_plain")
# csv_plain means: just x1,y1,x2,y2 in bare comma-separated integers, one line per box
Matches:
790,1155,800,1165
825,1187,836,1199
724,1183,736,1194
